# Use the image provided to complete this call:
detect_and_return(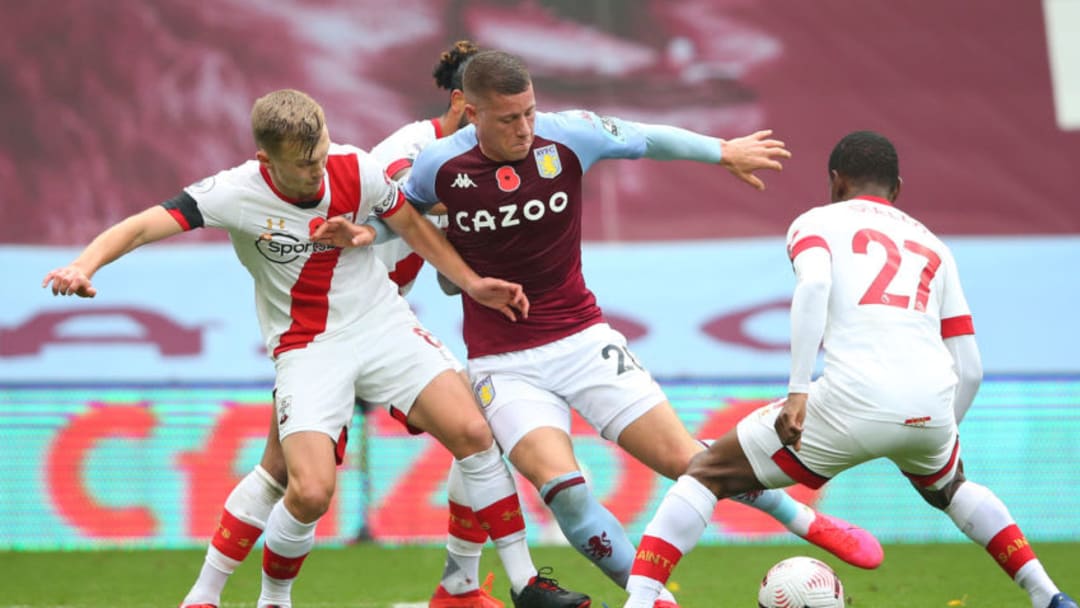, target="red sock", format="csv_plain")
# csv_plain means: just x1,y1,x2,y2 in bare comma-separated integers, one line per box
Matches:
262,545,309,581
631,535,684,585
473,494,526,541
212,509,263,562
986,524,1036,578
449,500,490,543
